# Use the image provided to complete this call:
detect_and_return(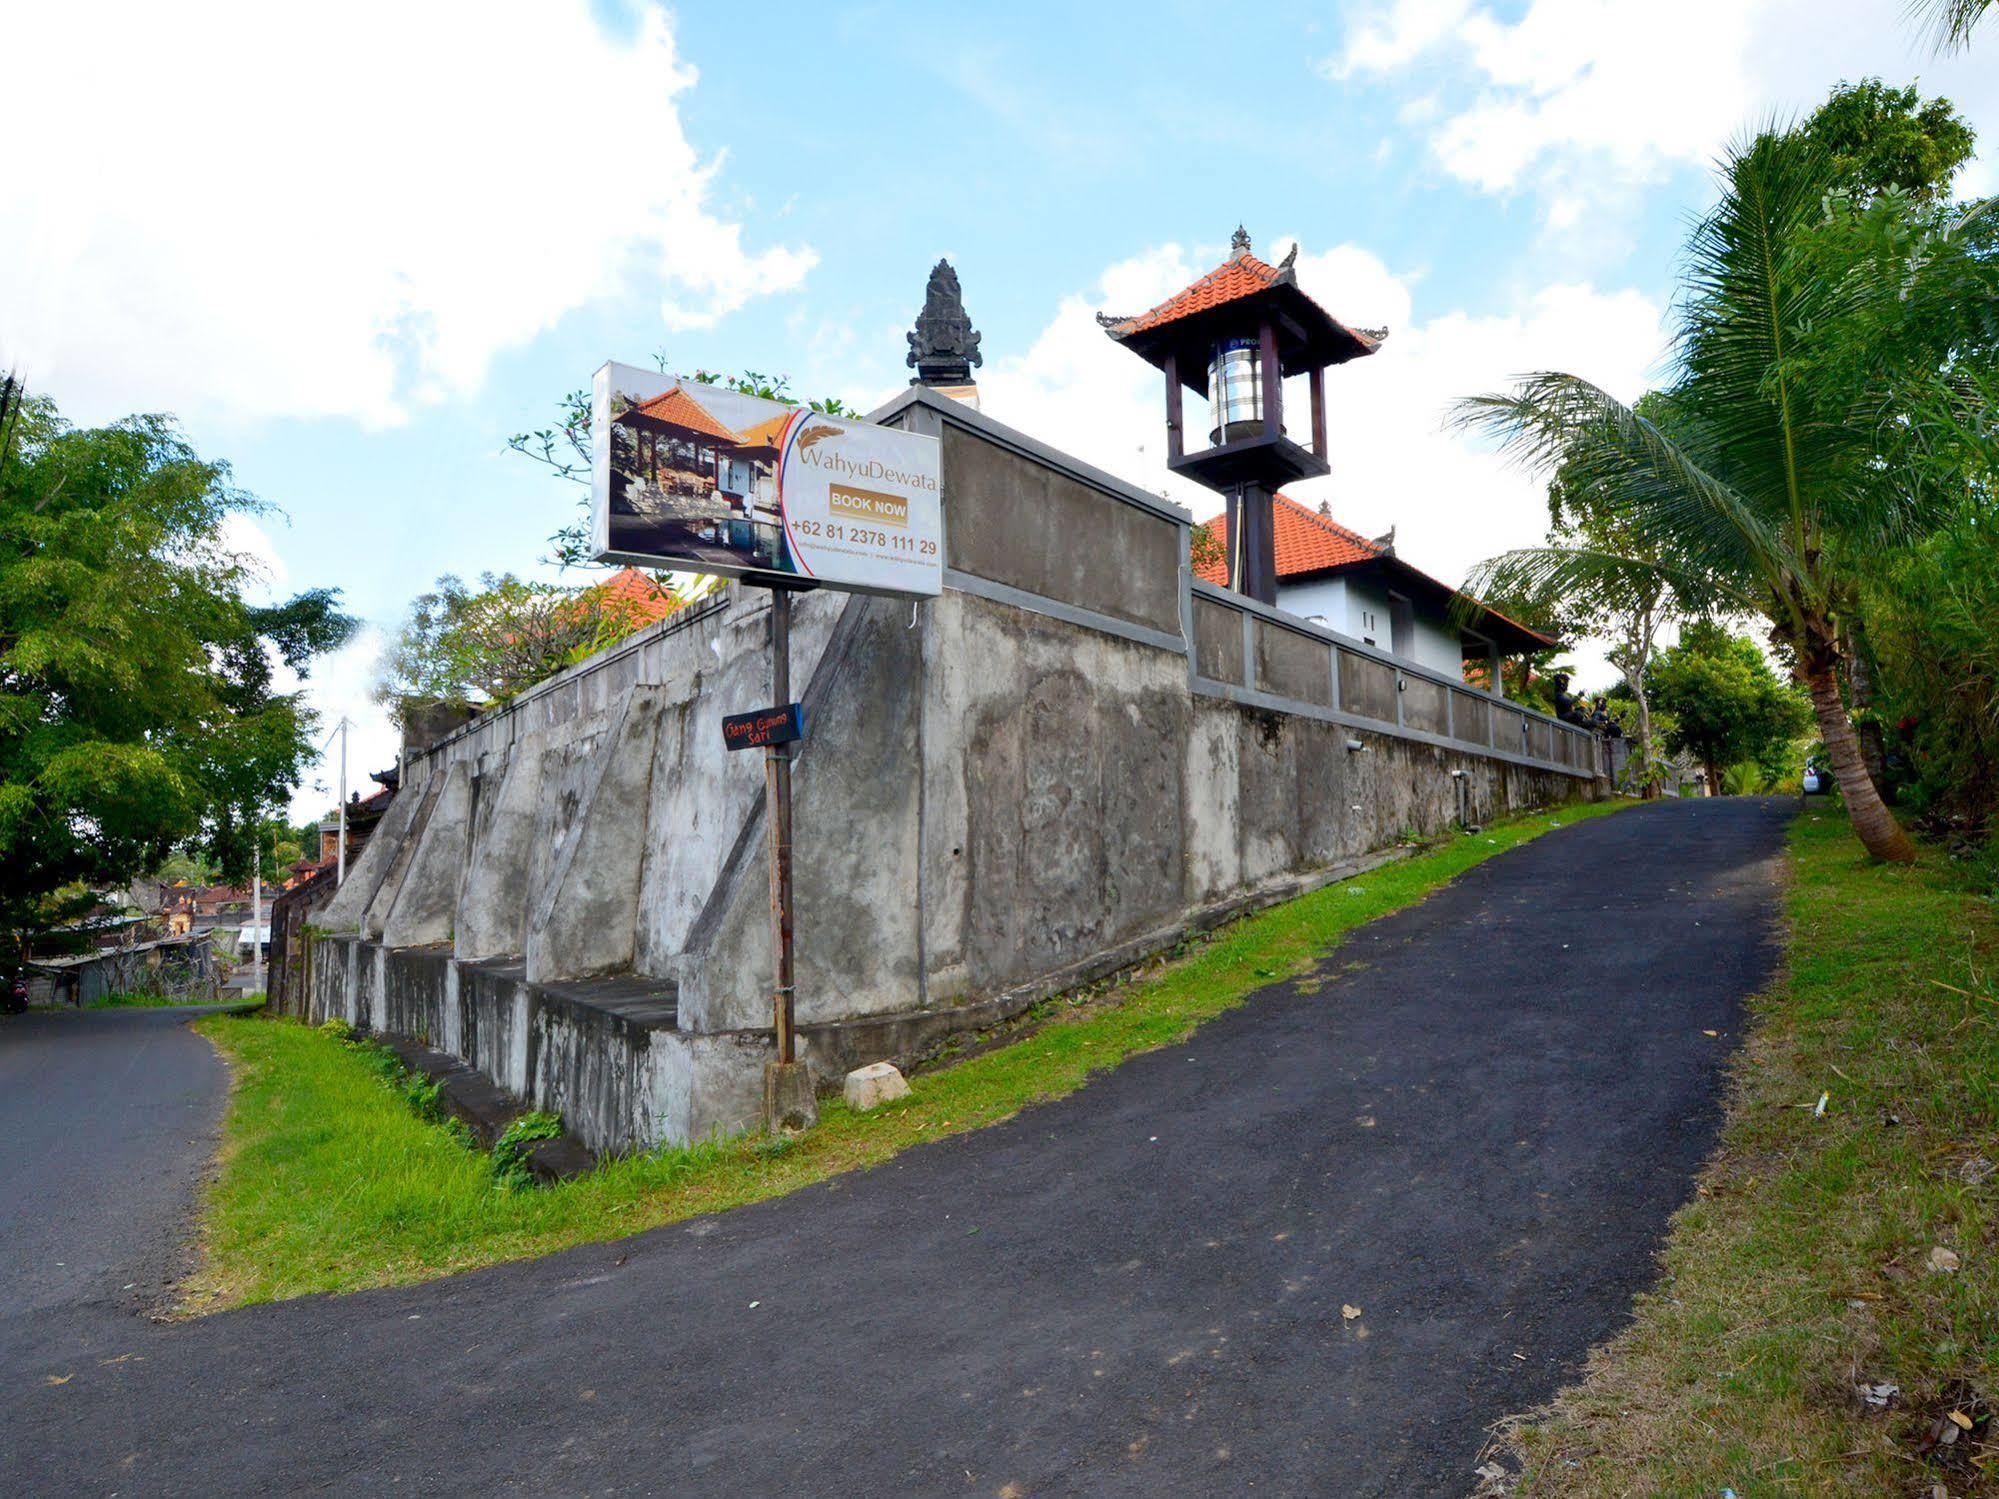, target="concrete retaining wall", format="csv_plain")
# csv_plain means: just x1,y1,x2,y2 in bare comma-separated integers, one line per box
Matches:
309,389,1603,1151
